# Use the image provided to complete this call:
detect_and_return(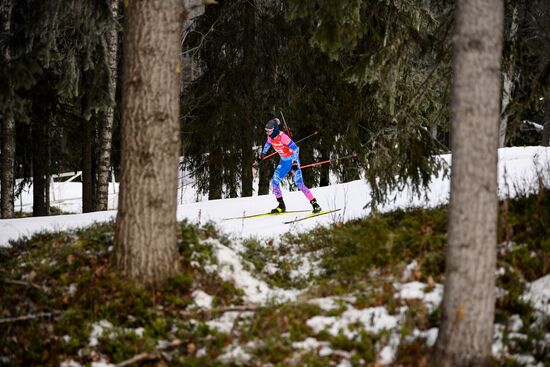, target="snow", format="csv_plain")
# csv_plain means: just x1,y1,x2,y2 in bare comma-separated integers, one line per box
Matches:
306,306,400,338
192,290,214,309
206,311,254,334
2,146,549,247
522,274,550,316
401,259,418,281
89,320,113,347
291,337,330,351
217,344,253,364
307,297,346,311
60,361,82,367
204,239,301,304
395,282,443,311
